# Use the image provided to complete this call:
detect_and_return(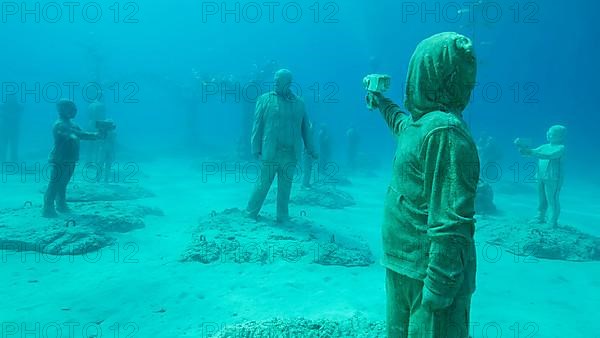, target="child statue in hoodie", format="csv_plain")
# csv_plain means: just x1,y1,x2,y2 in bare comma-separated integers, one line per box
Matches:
371,32,479,338
515,125,566,227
